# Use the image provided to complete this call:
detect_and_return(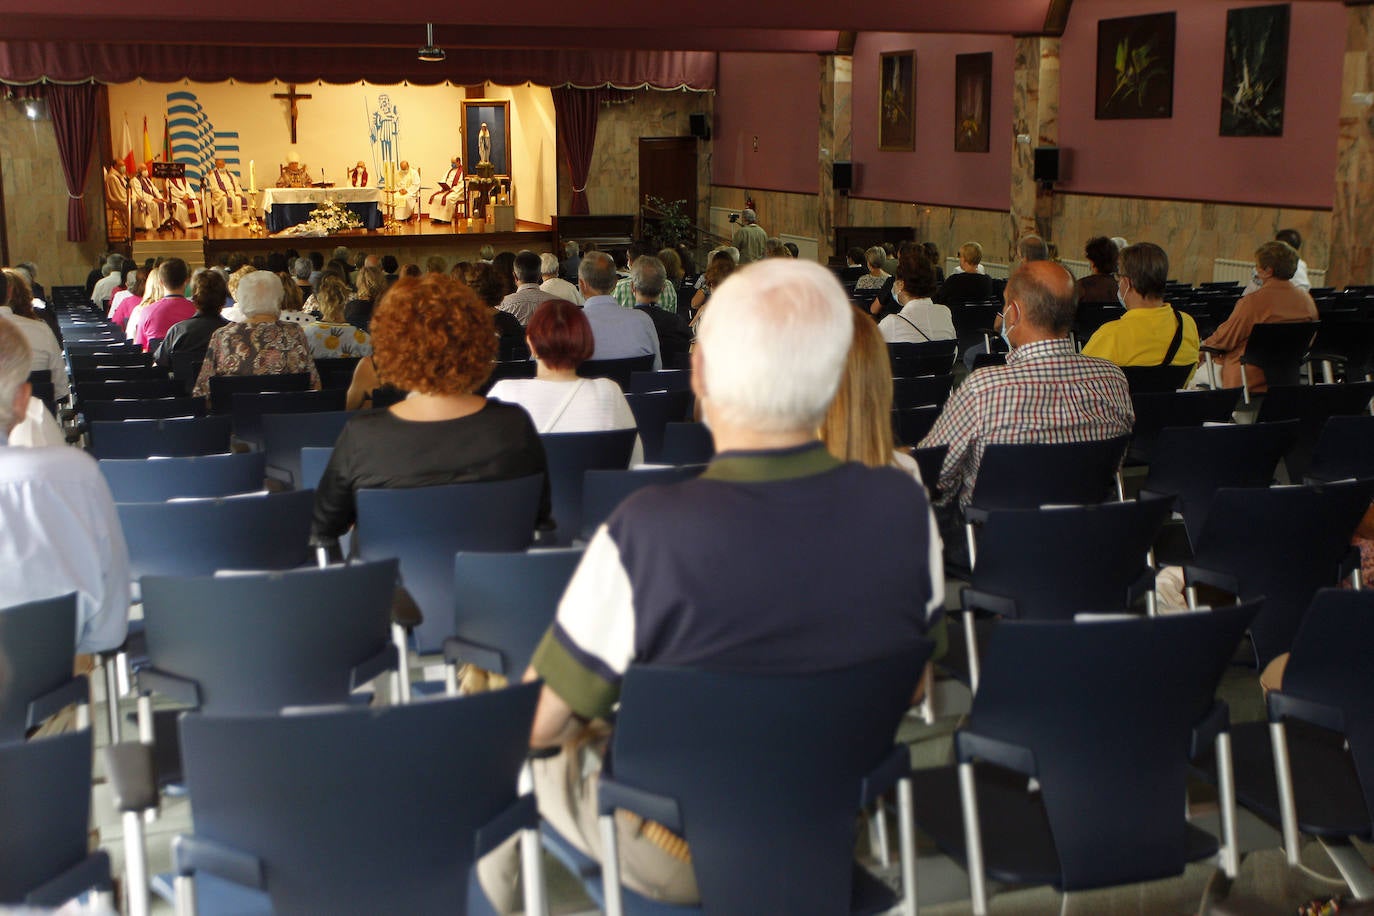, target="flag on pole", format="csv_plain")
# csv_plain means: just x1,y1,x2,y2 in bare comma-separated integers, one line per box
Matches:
120,115,135,175
162,114,171,164
142,115,153,166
